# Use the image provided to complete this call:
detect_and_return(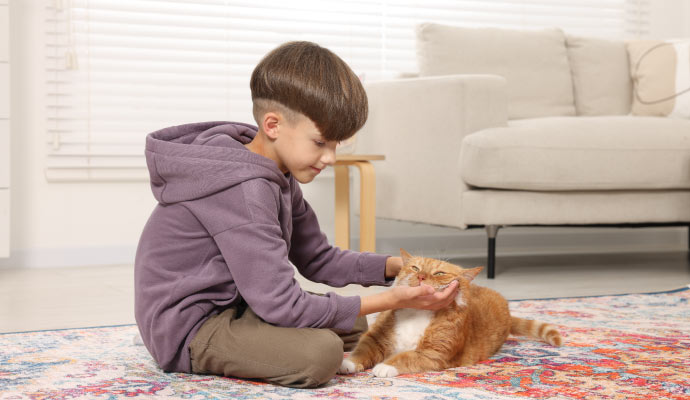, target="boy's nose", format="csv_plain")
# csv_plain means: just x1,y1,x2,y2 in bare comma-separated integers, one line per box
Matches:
321,148,336,166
